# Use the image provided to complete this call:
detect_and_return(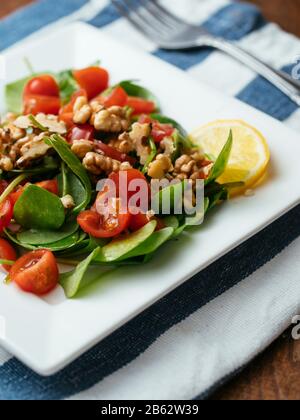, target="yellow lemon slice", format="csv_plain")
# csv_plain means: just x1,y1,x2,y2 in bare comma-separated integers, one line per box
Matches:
190,120,270,196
